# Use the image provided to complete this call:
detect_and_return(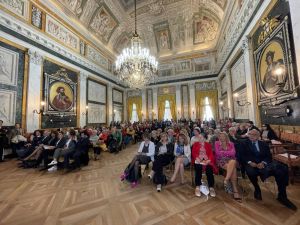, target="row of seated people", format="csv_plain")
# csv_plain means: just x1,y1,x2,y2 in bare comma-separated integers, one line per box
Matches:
14,125,137,171
16,129,90,172
120,125,297,211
